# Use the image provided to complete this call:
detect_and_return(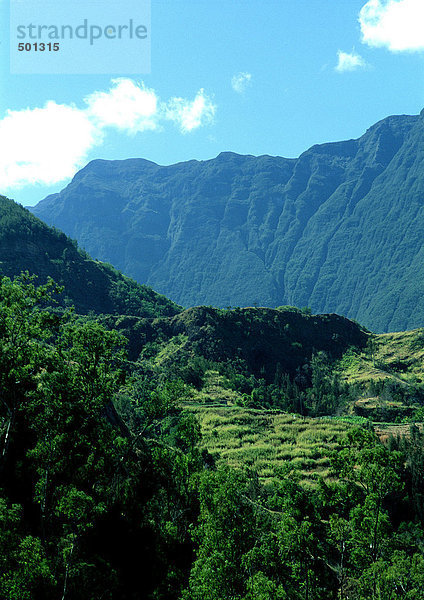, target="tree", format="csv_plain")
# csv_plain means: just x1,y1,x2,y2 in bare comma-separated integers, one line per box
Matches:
183,468,257,600
0,273,63,469
0,499,55,599
330,427,403,597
